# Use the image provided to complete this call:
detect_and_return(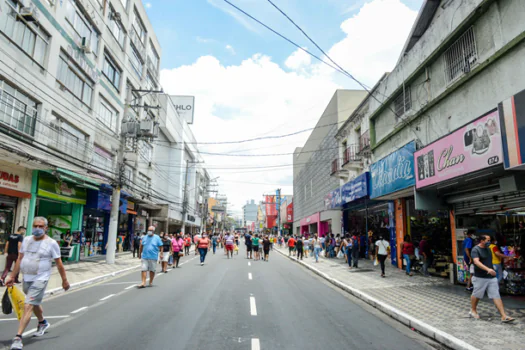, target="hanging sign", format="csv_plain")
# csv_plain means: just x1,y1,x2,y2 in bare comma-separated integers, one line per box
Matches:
37,172,87,205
